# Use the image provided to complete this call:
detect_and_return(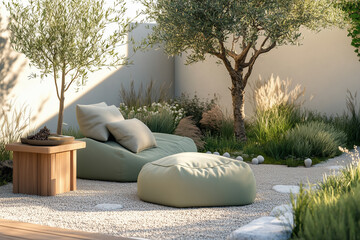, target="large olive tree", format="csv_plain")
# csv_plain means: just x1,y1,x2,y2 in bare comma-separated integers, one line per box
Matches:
141,0,344,141
5,0,133,134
